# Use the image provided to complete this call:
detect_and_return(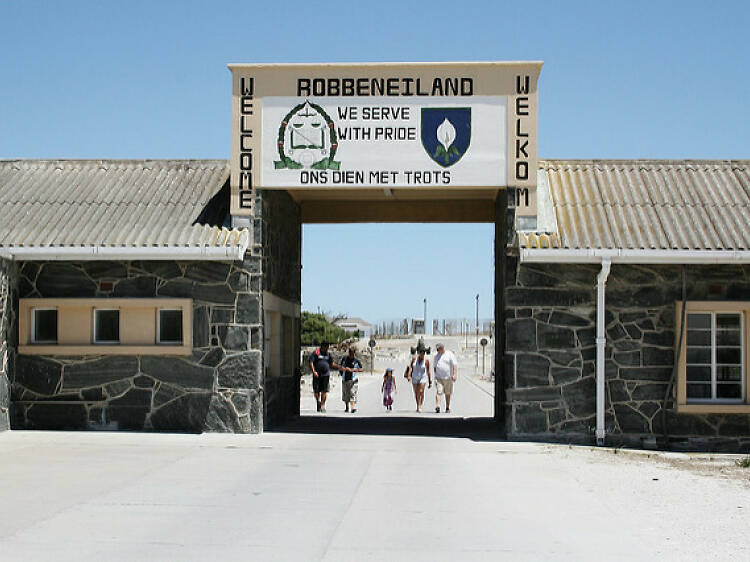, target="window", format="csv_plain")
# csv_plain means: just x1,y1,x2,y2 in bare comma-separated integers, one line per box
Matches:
93,309,120,344
158,309,183,344
19,298,192,356
677,302,750,413
685,312,743,402
31,308,58,343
